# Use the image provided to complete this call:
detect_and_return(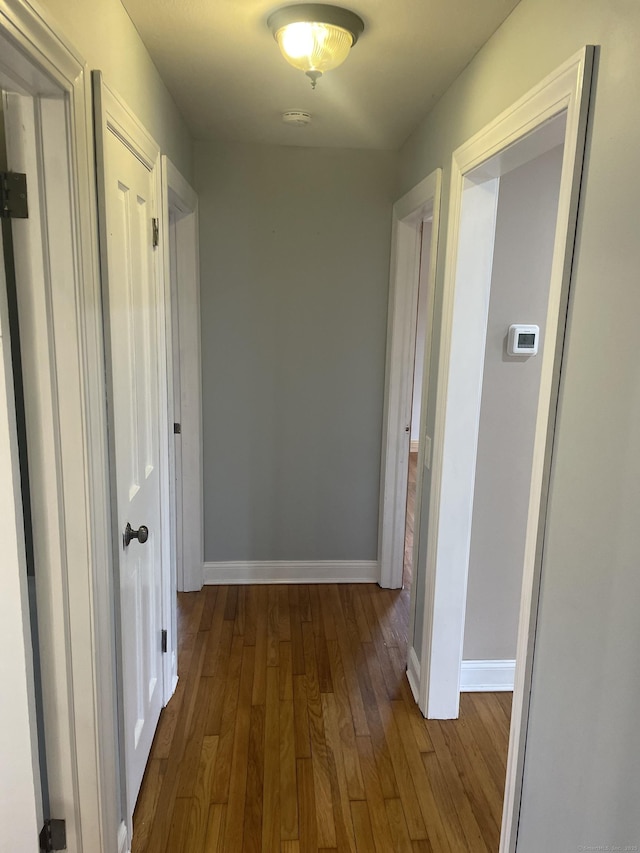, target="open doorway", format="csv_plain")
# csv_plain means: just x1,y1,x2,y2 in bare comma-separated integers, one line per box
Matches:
416,47,593,851
378,170,442,713
379,169,441,599
403,217,433,592
461,144,564,693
